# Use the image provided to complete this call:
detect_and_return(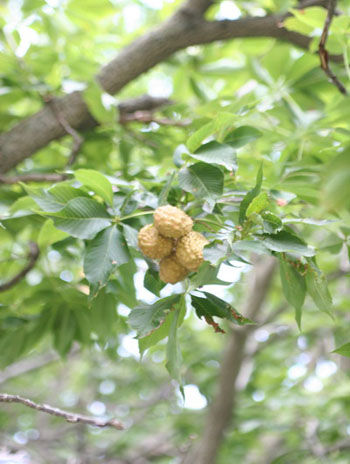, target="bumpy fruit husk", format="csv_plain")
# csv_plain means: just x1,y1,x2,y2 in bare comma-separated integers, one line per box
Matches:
176,231,209,271
138,224,174,259
159,254,189,284
154,205,193,239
